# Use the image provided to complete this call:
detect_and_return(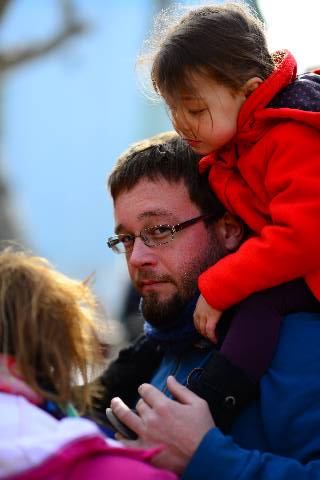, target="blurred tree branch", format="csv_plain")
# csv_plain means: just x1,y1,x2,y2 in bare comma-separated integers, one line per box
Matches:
0,0,87,243
0,0,11,20
0,0,87,73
